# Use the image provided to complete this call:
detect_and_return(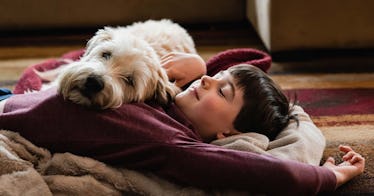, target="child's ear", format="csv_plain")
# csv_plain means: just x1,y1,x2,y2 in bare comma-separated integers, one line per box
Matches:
216,130,242,139
216,131,229,139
